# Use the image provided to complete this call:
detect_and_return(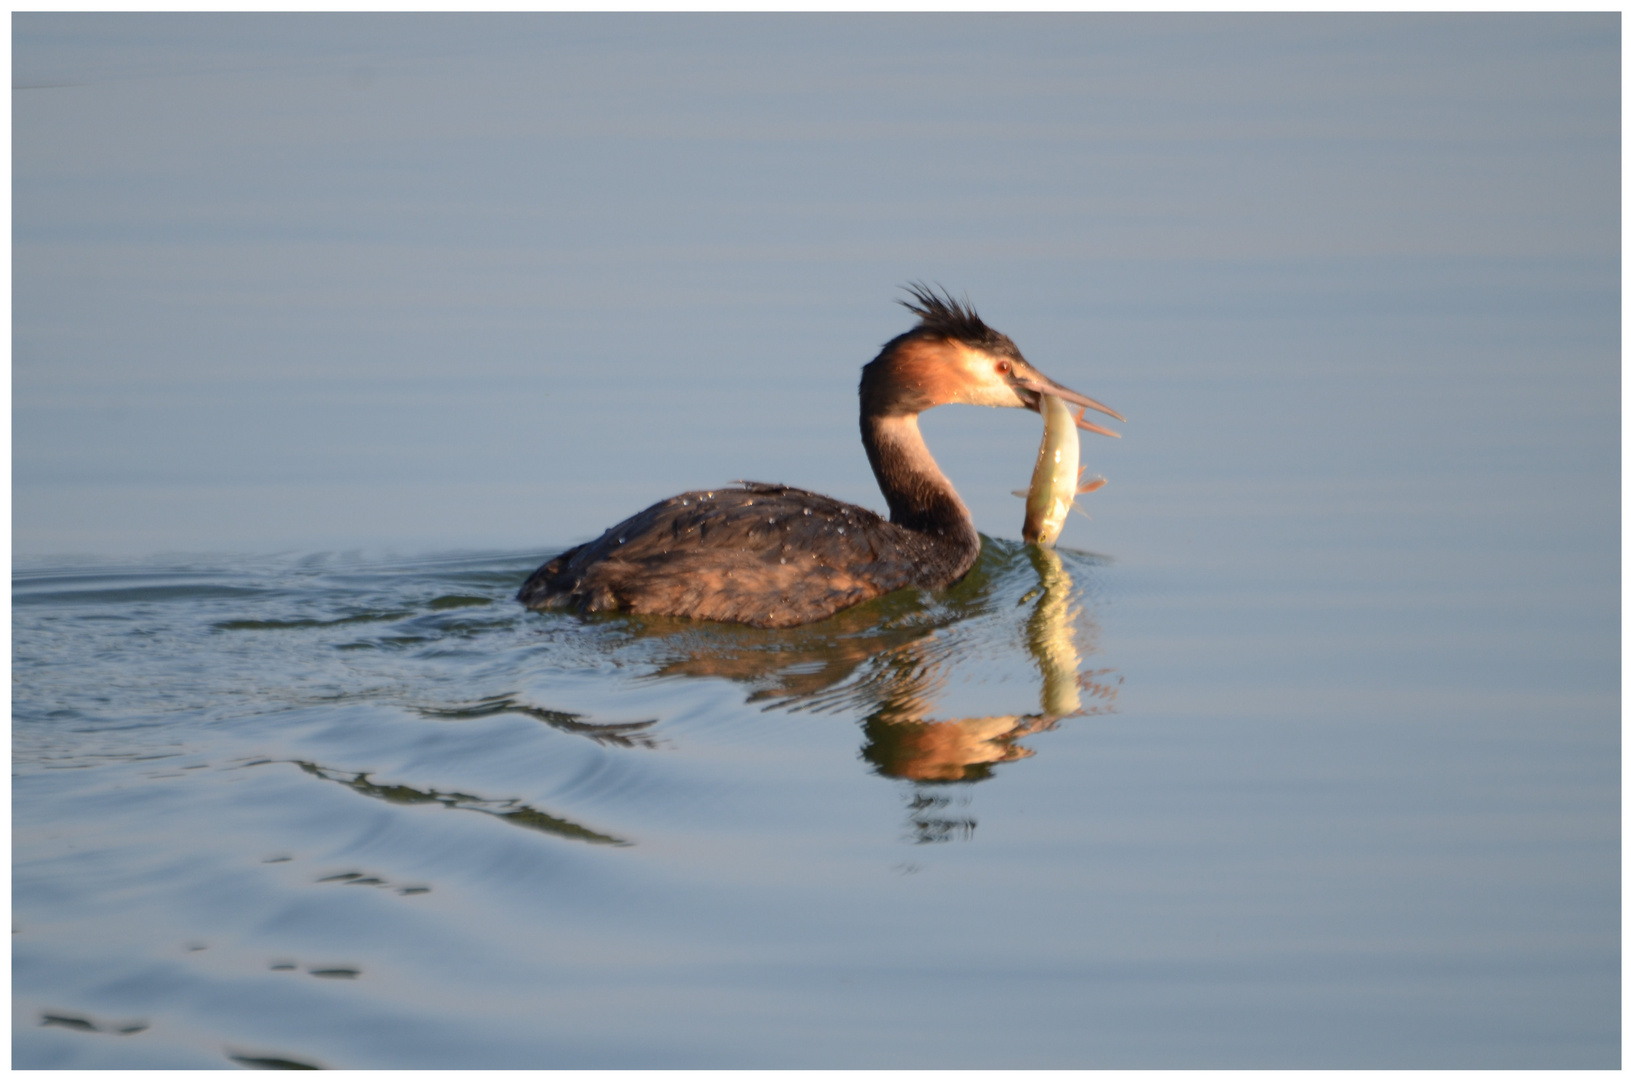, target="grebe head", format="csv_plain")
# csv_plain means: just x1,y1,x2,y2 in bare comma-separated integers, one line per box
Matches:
862,284,1124,438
